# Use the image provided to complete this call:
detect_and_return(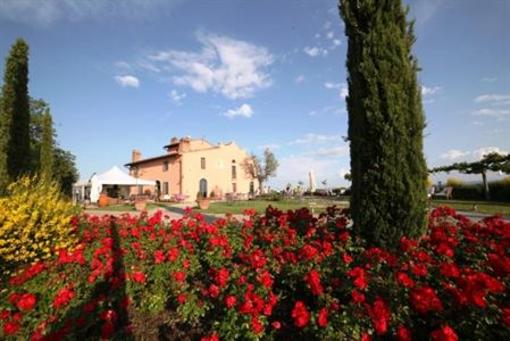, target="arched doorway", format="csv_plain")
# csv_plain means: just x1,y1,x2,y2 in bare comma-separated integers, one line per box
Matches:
199,178,208,198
